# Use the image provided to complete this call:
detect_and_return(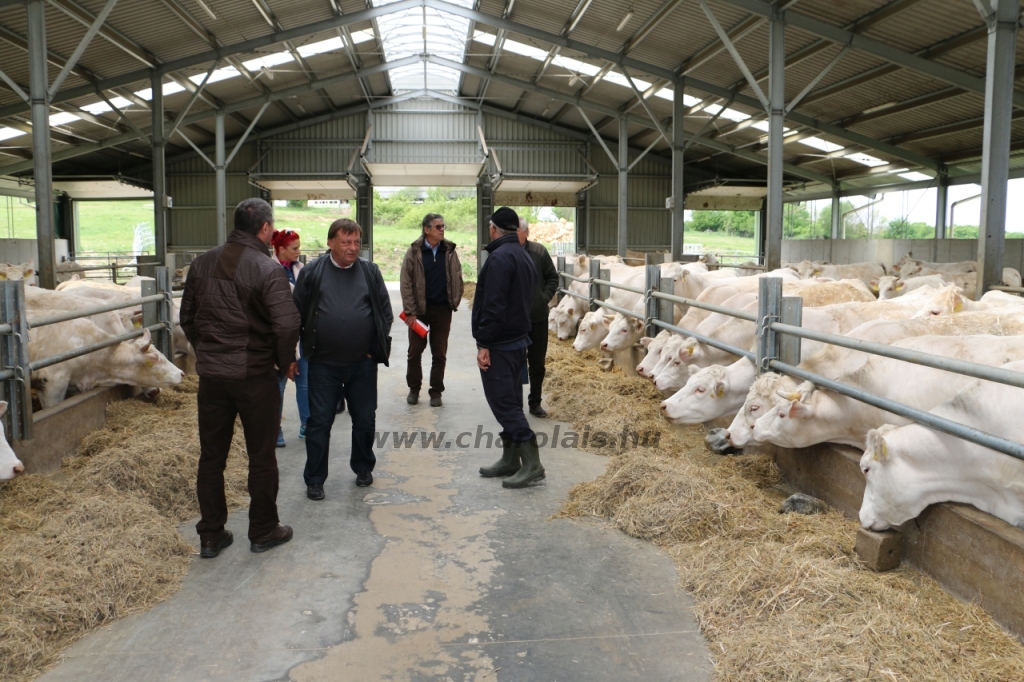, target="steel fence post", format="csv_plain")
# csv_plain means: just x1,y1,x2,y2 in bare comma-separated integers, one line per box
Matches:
779,295,803,367
589,258,601,312
658,278,675,328
756,277,783,376
0,281,32,441
155,266,173,359
645,264,661,338
599,268,610,305
556,256,566,303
